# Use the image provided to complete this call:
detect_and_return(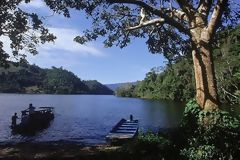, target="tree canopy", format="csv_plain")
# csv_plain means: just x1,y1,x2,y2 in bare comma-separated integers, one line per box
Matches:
0,0,57,67
1,0,239,64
